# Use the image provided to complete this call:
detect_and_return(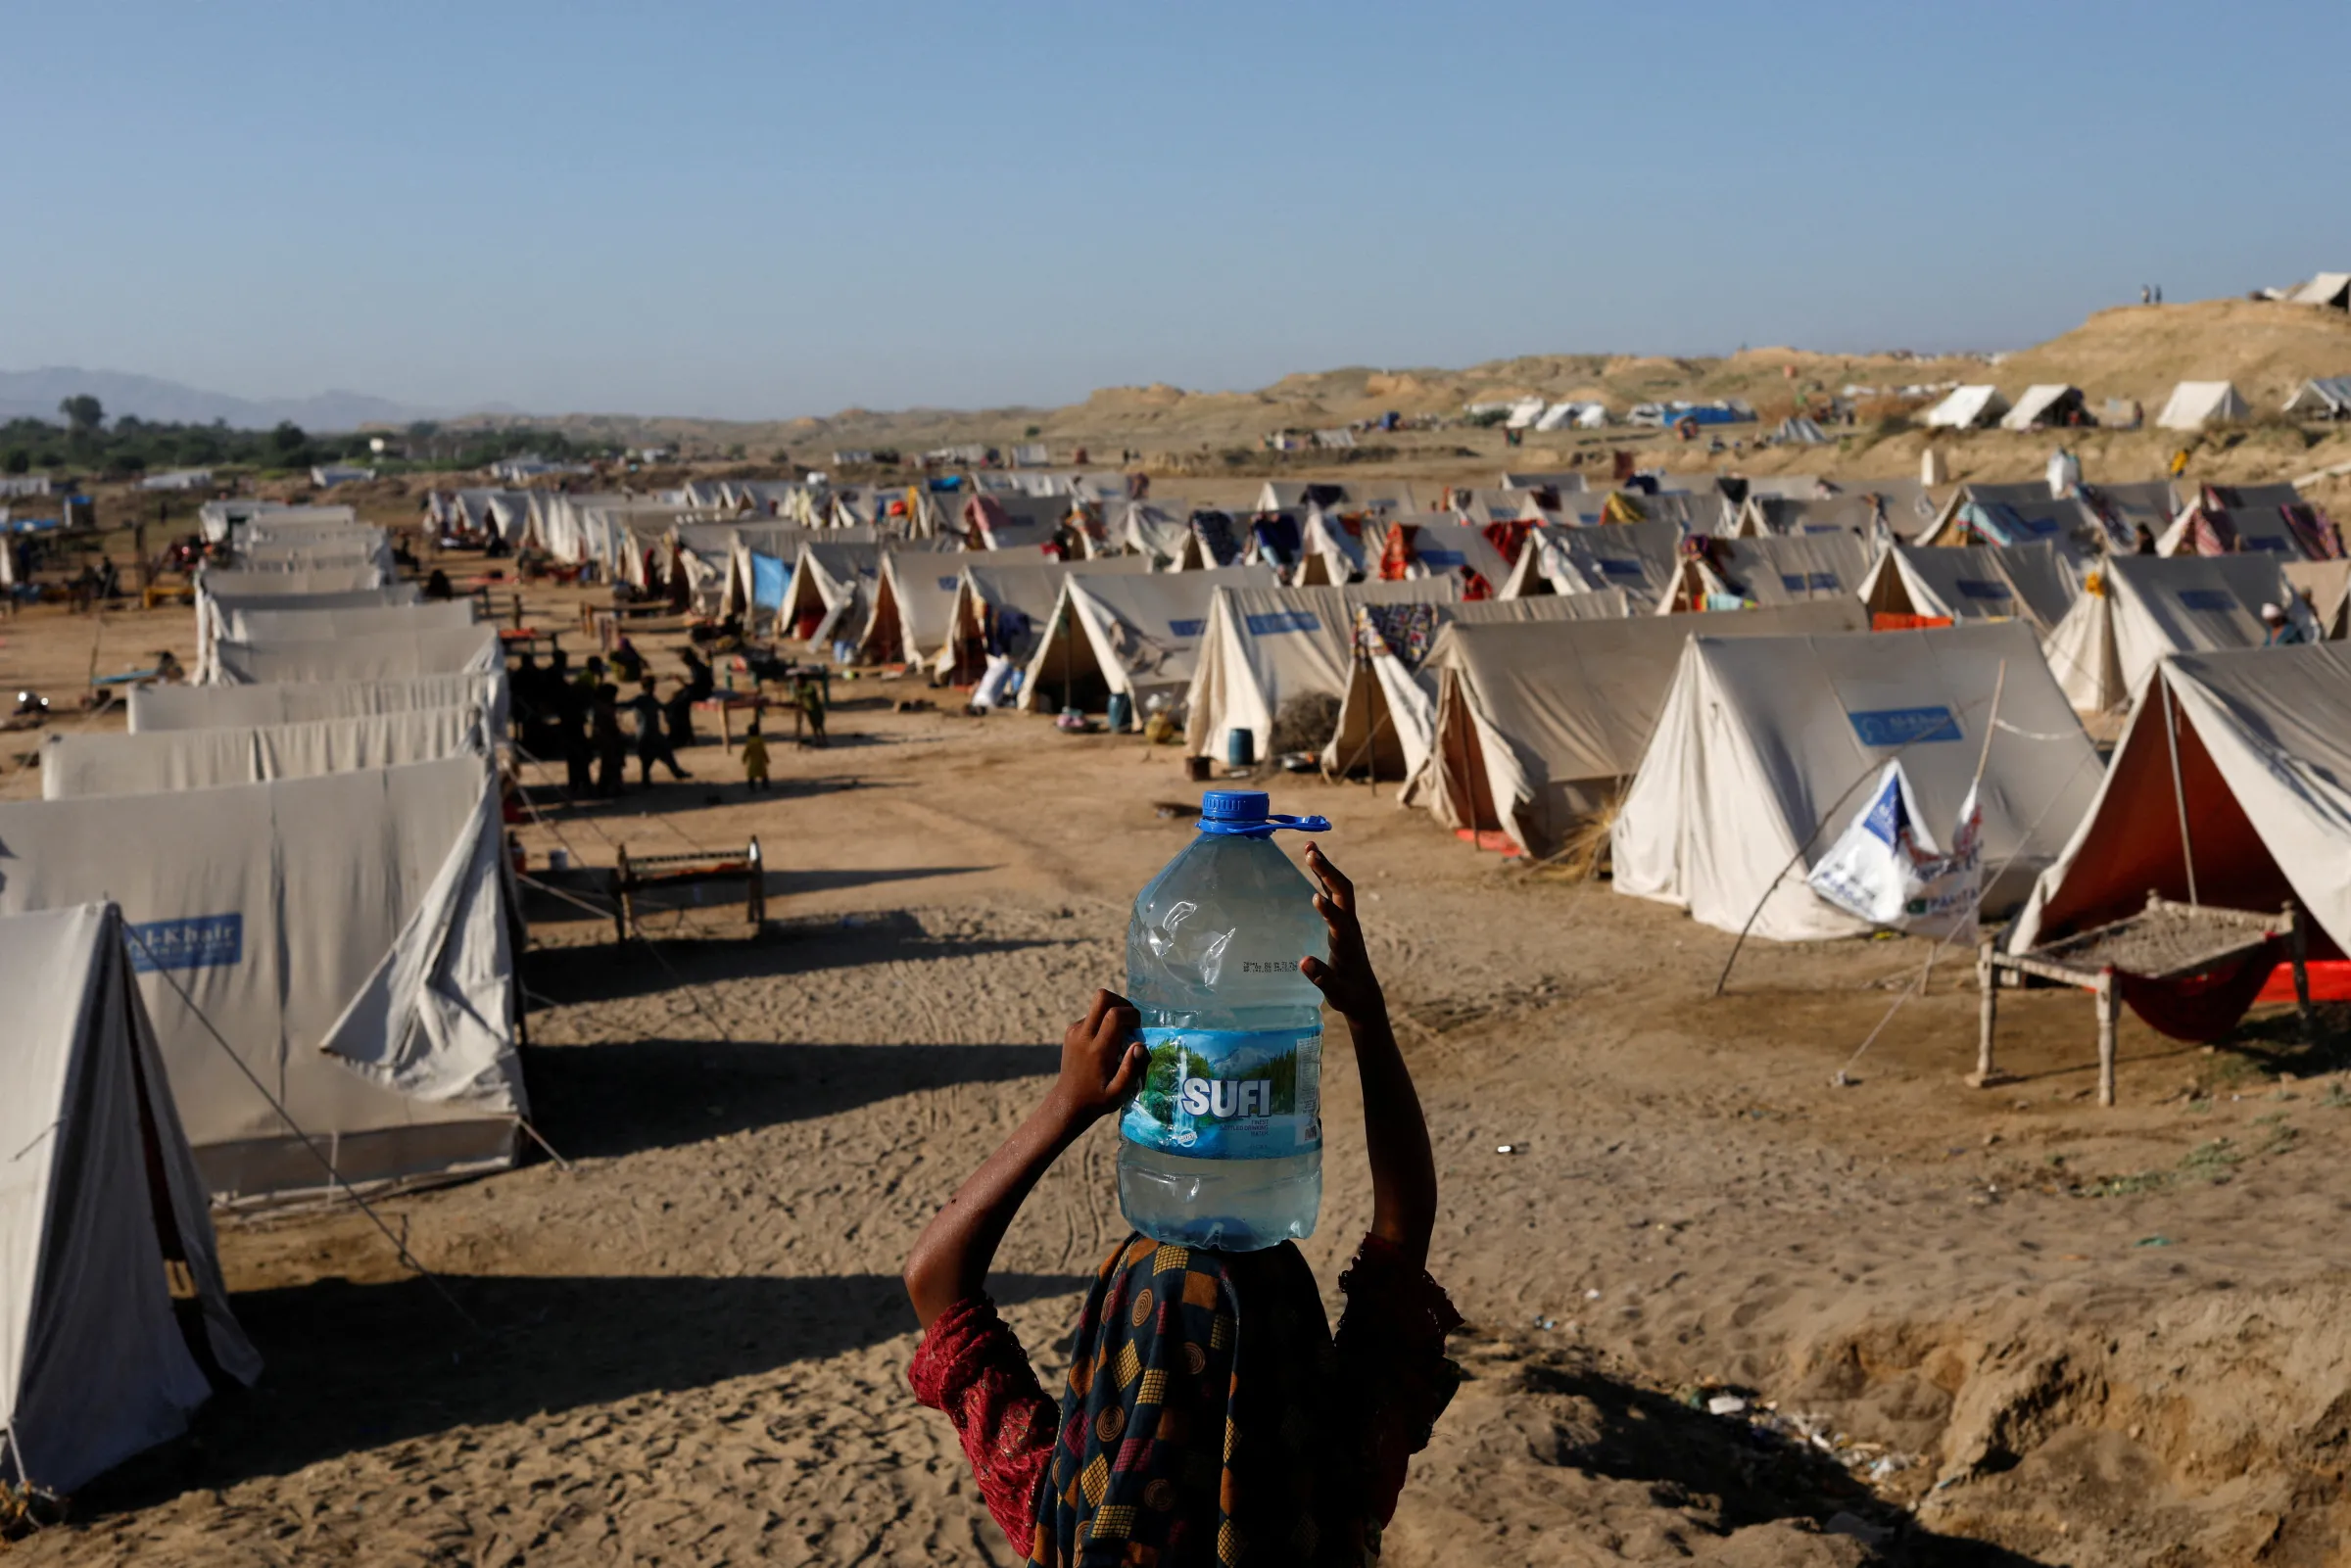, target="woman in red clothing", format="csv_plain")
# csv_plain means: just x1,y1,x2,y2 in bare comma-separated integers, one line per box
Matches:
904,844,1459,1564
